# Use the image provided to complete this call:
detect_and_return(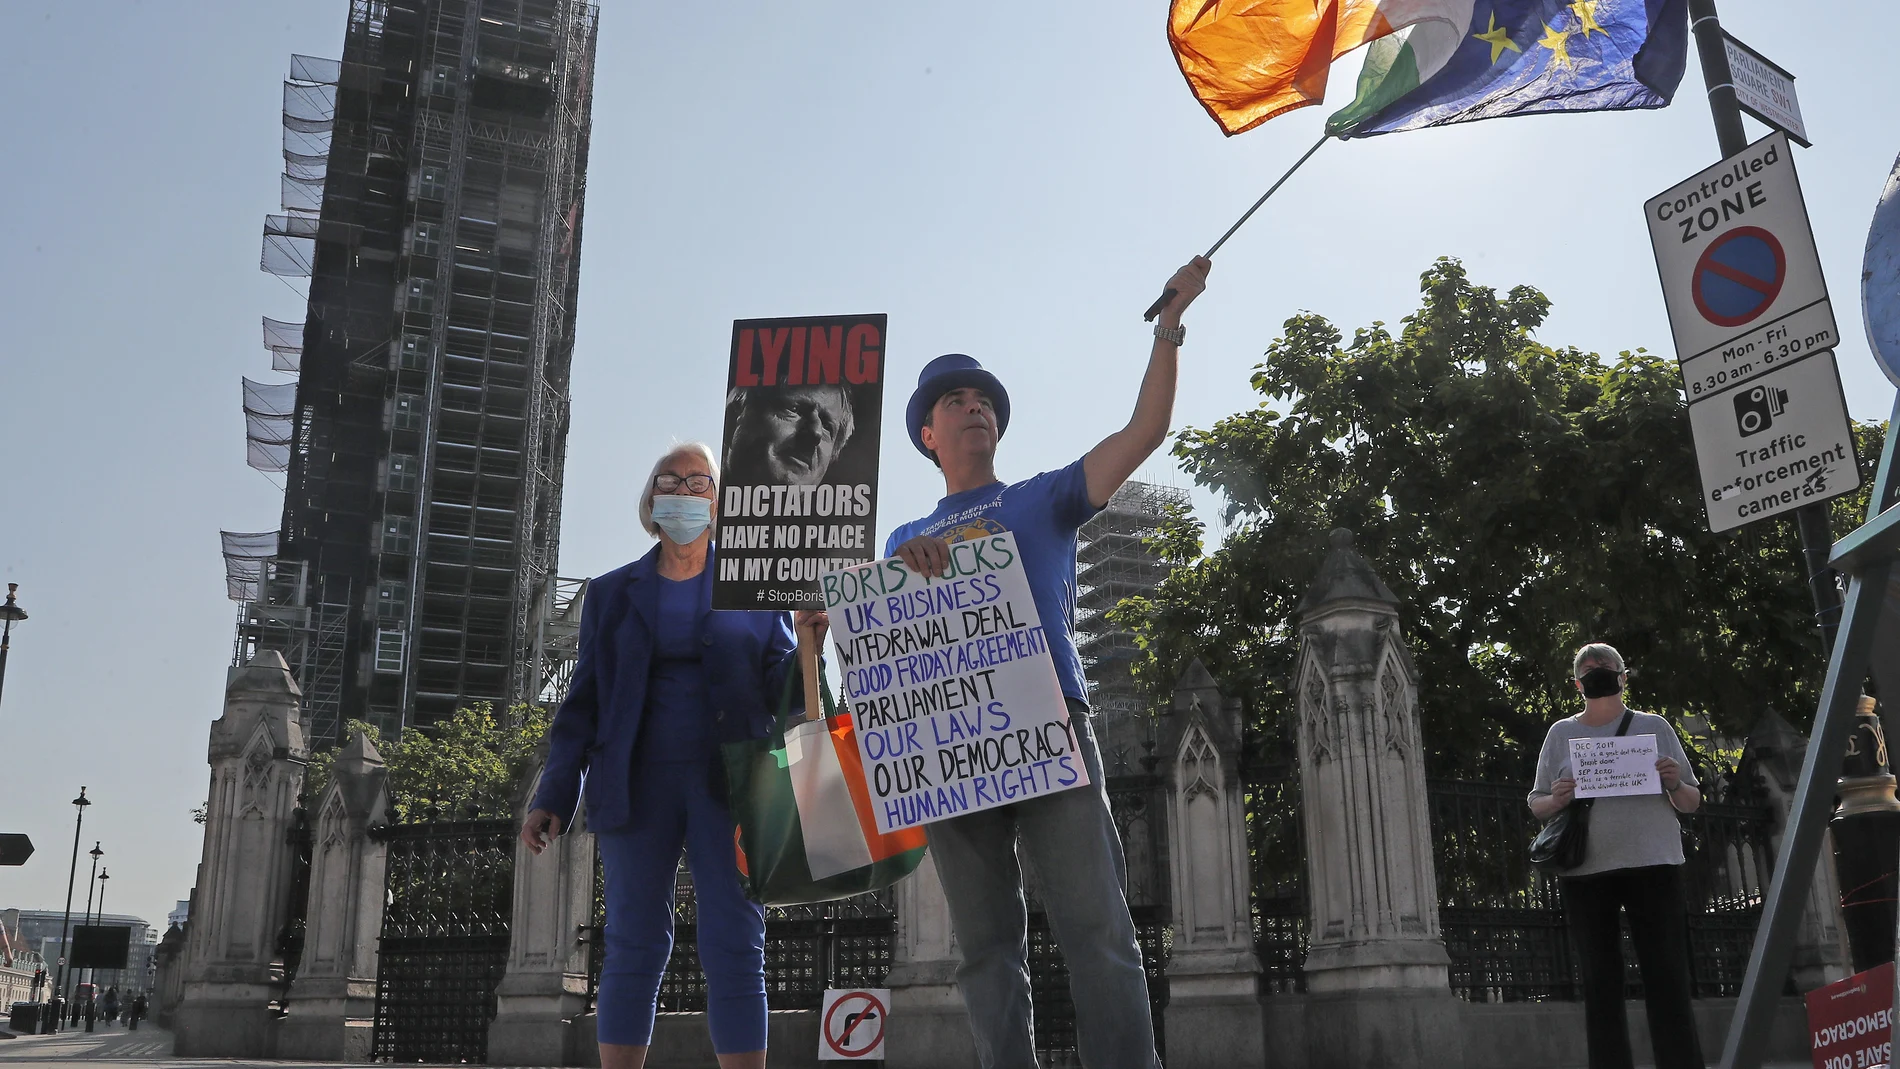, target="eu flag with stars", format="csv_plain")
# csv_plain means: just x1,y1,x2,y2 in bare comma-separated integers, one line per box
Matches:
1326,0,1689,138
